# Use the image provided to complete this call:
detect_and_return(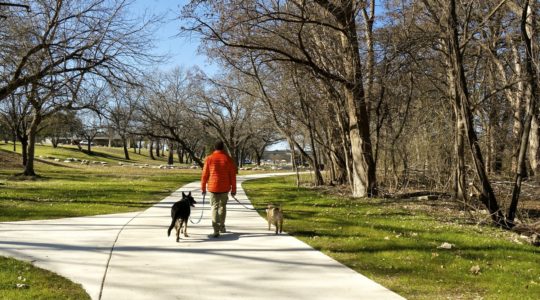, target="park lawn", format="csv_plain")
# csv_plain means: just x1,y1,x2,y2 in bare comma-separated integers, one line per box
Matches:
0,143,172,165
0,148,200,222
243,176,540,300
0,256,90,300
